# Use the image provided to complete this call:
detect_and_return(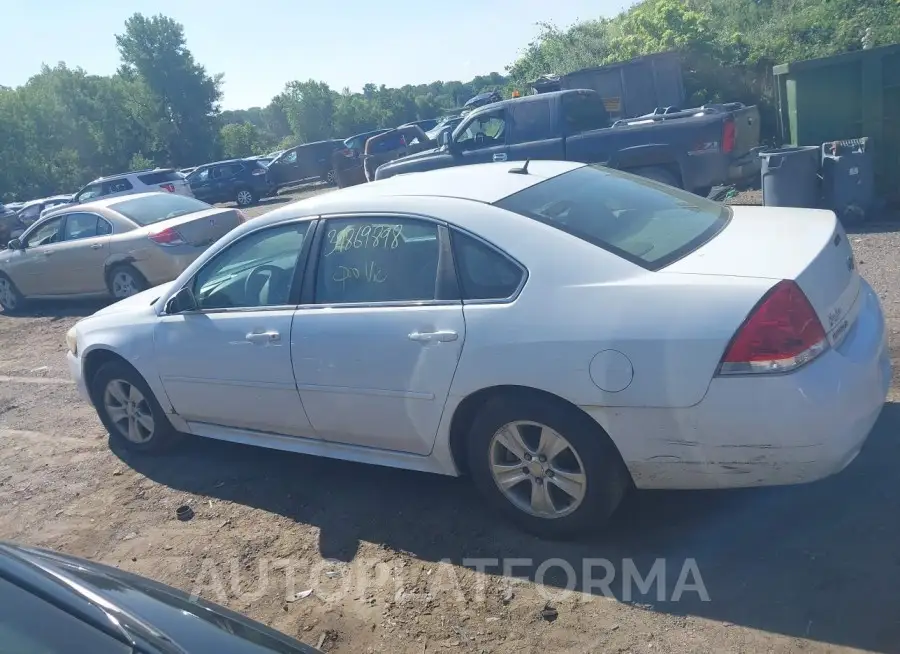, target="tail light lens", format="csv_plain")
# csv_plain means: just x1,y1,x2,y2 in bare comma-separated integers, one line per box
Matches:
718,280,828,375
160,183,176,193
722,119,736,153
148,227,186,247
